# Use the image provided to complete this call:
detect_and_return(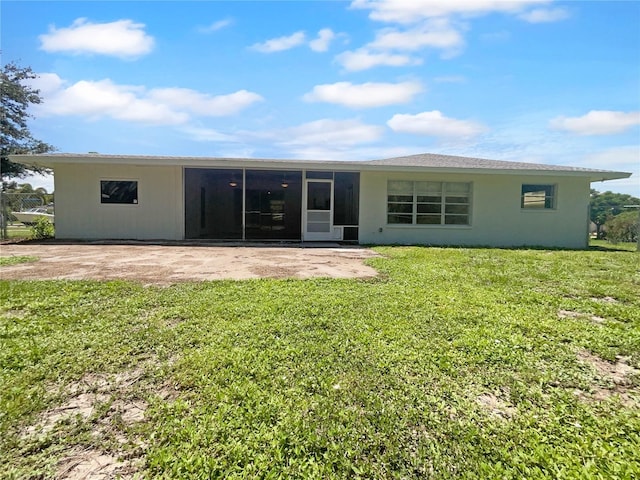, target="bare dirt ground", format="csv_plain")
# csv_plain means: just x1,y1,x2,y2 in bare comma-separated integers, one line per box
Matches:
0,241,380,284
